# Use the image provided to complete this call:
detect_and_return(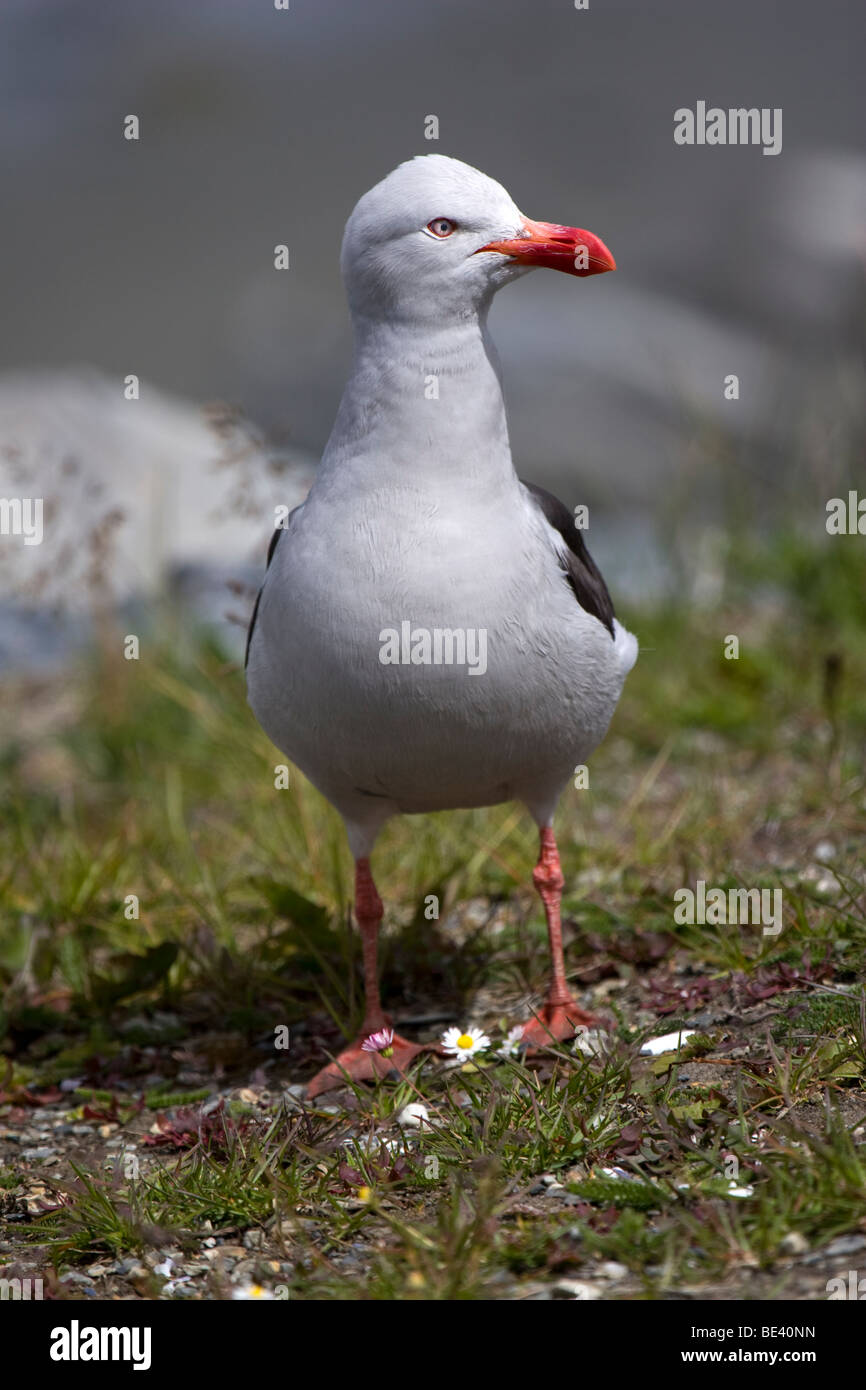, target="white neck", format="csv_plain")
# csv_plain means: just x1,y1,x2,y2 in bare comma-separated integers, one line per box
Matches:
319,309,516,495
